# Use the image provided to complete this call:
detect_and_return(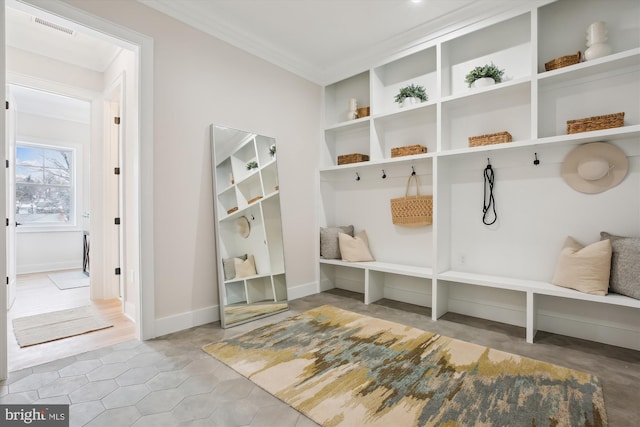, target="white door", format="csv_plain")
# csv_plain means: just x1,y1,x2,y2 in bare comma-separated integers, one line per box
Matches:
5,86,16,309
105,98,123,300
1,0,8,381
